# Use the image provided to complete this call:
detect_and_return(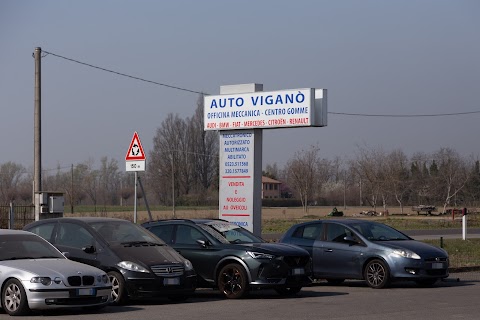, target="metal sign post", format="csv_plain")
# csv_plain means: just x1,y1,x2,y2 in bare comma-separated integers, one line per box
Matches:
125,131,146,224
